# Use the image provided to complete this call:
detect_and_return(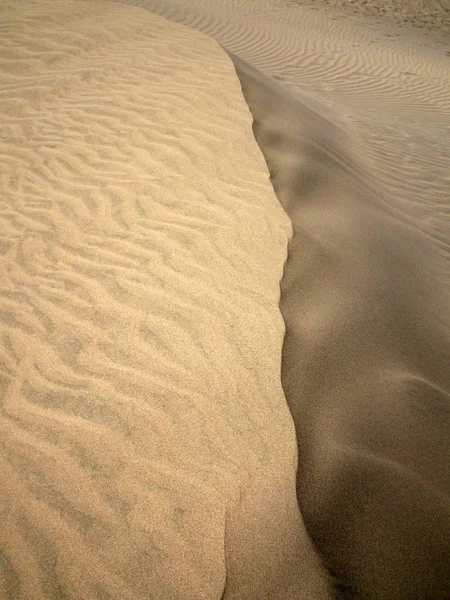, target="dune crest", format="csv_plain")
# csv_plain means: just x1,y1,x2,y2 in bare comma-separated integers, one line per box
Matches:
104,0,450,597
0,2,335,598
